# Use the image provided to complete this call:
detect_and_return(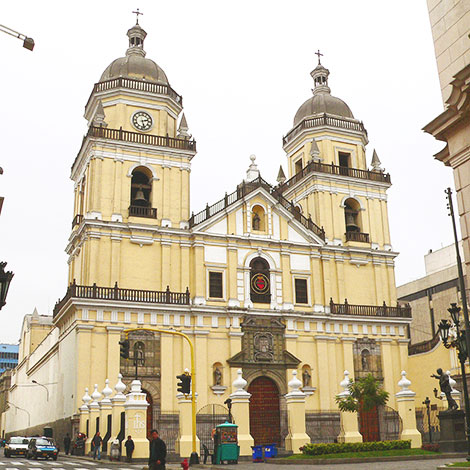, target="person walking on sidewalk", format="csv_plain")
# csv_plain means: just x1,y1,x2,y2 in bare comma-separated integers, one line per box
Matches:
92,431,102,460
125,435,135,463
63,433,71,455
149,429,166,470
